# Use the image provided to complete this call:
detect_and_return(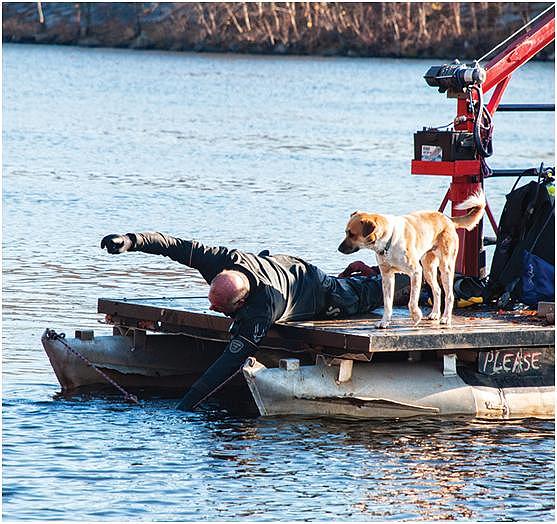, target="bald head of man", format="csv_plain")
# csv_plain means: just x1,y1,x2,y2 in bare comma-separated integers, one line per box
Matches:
208,270,250,315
